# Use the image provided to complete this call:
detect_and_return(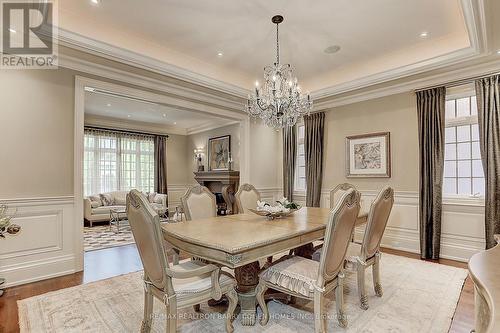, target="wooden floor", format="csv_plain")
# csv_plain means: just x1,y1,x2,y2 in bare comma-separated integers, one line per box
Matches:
0,245,474,333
